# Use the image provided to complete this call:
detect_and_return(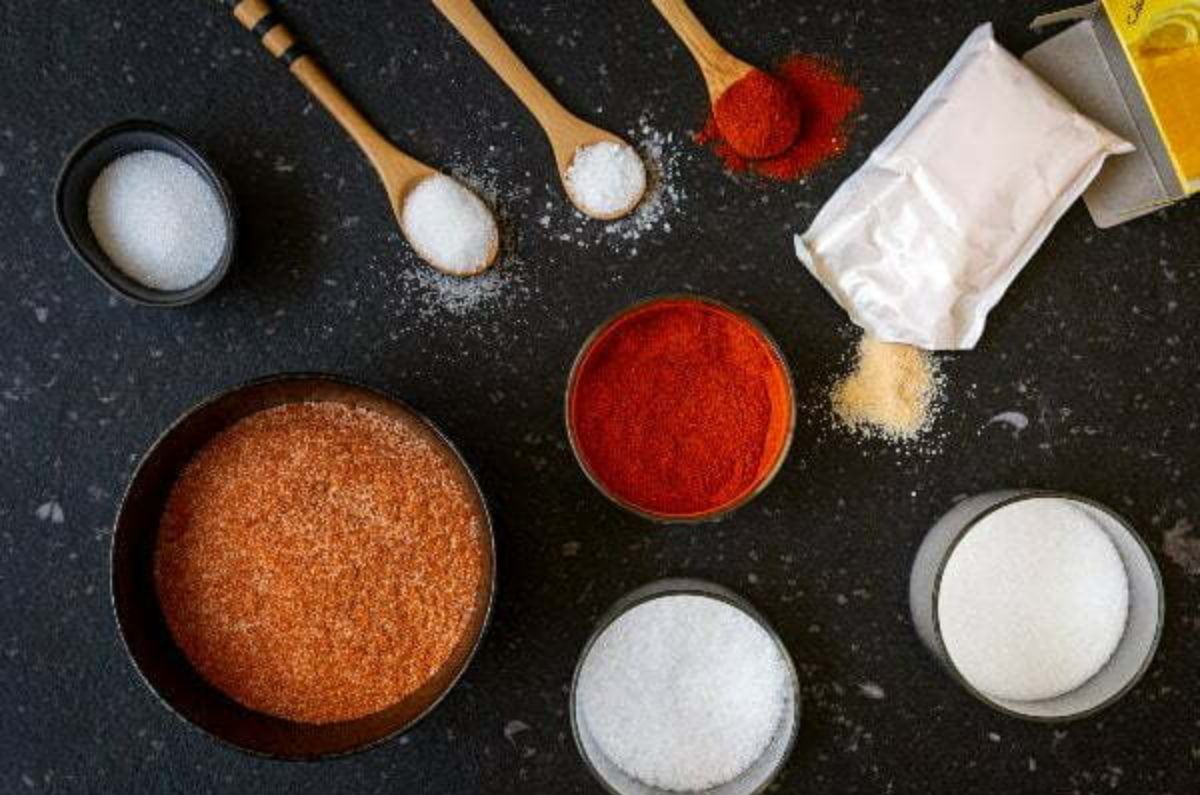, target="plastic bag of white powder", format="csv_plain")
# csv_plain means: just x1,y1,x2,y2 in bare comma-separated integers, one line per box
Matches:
795,24,1132,350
